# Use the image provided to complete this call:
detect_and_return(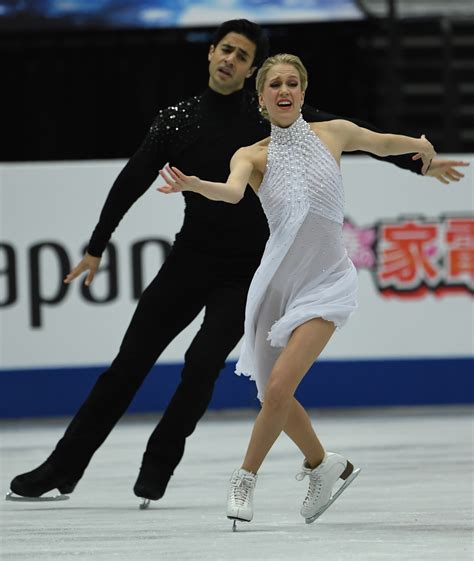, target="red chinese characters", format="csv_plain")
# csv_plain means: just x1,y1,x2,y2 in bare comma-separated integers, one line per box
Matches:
343,215,473,297
377,221,441,290
373,216,474,297
445,218,474,289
